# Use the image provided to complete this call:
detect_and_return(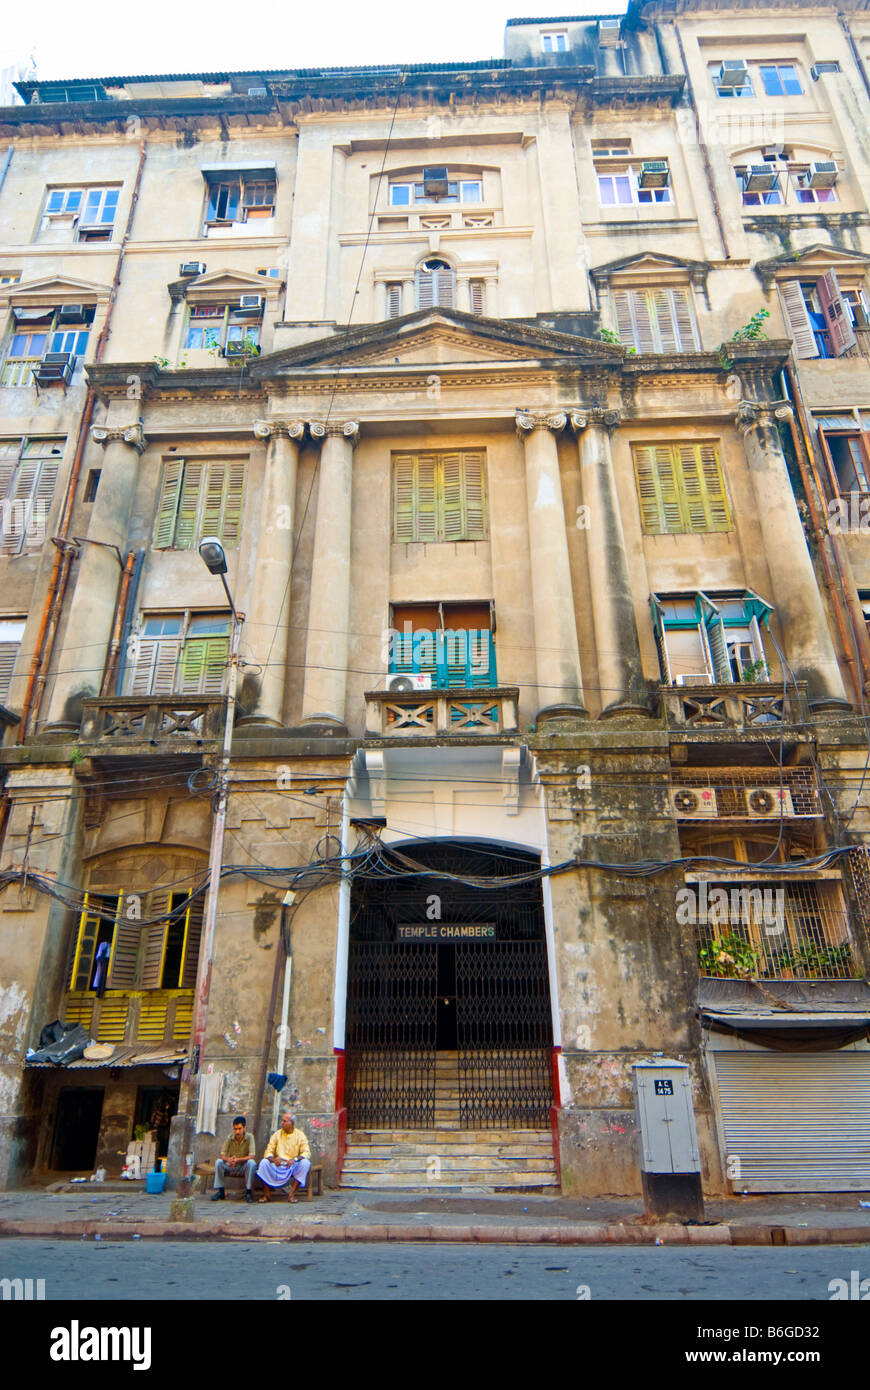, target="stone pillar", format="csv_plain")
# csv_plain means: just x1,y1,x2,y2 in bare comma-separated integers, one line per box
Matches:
238,420,304,727
516,410,586,720
301,419,359,729
46,421,146,730
737,402,848,707
572,409,647,716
